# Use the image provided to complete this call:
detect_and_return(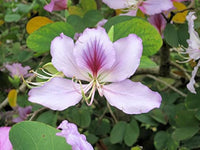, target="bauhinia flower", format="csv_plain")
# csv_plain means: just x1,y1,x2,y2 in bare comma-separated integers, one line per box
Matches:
28,27,161,114
44,0,67,12
56,120,93,150
5,63,31,79
102,0,173,16
185,12,200,93
0,127,13,150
